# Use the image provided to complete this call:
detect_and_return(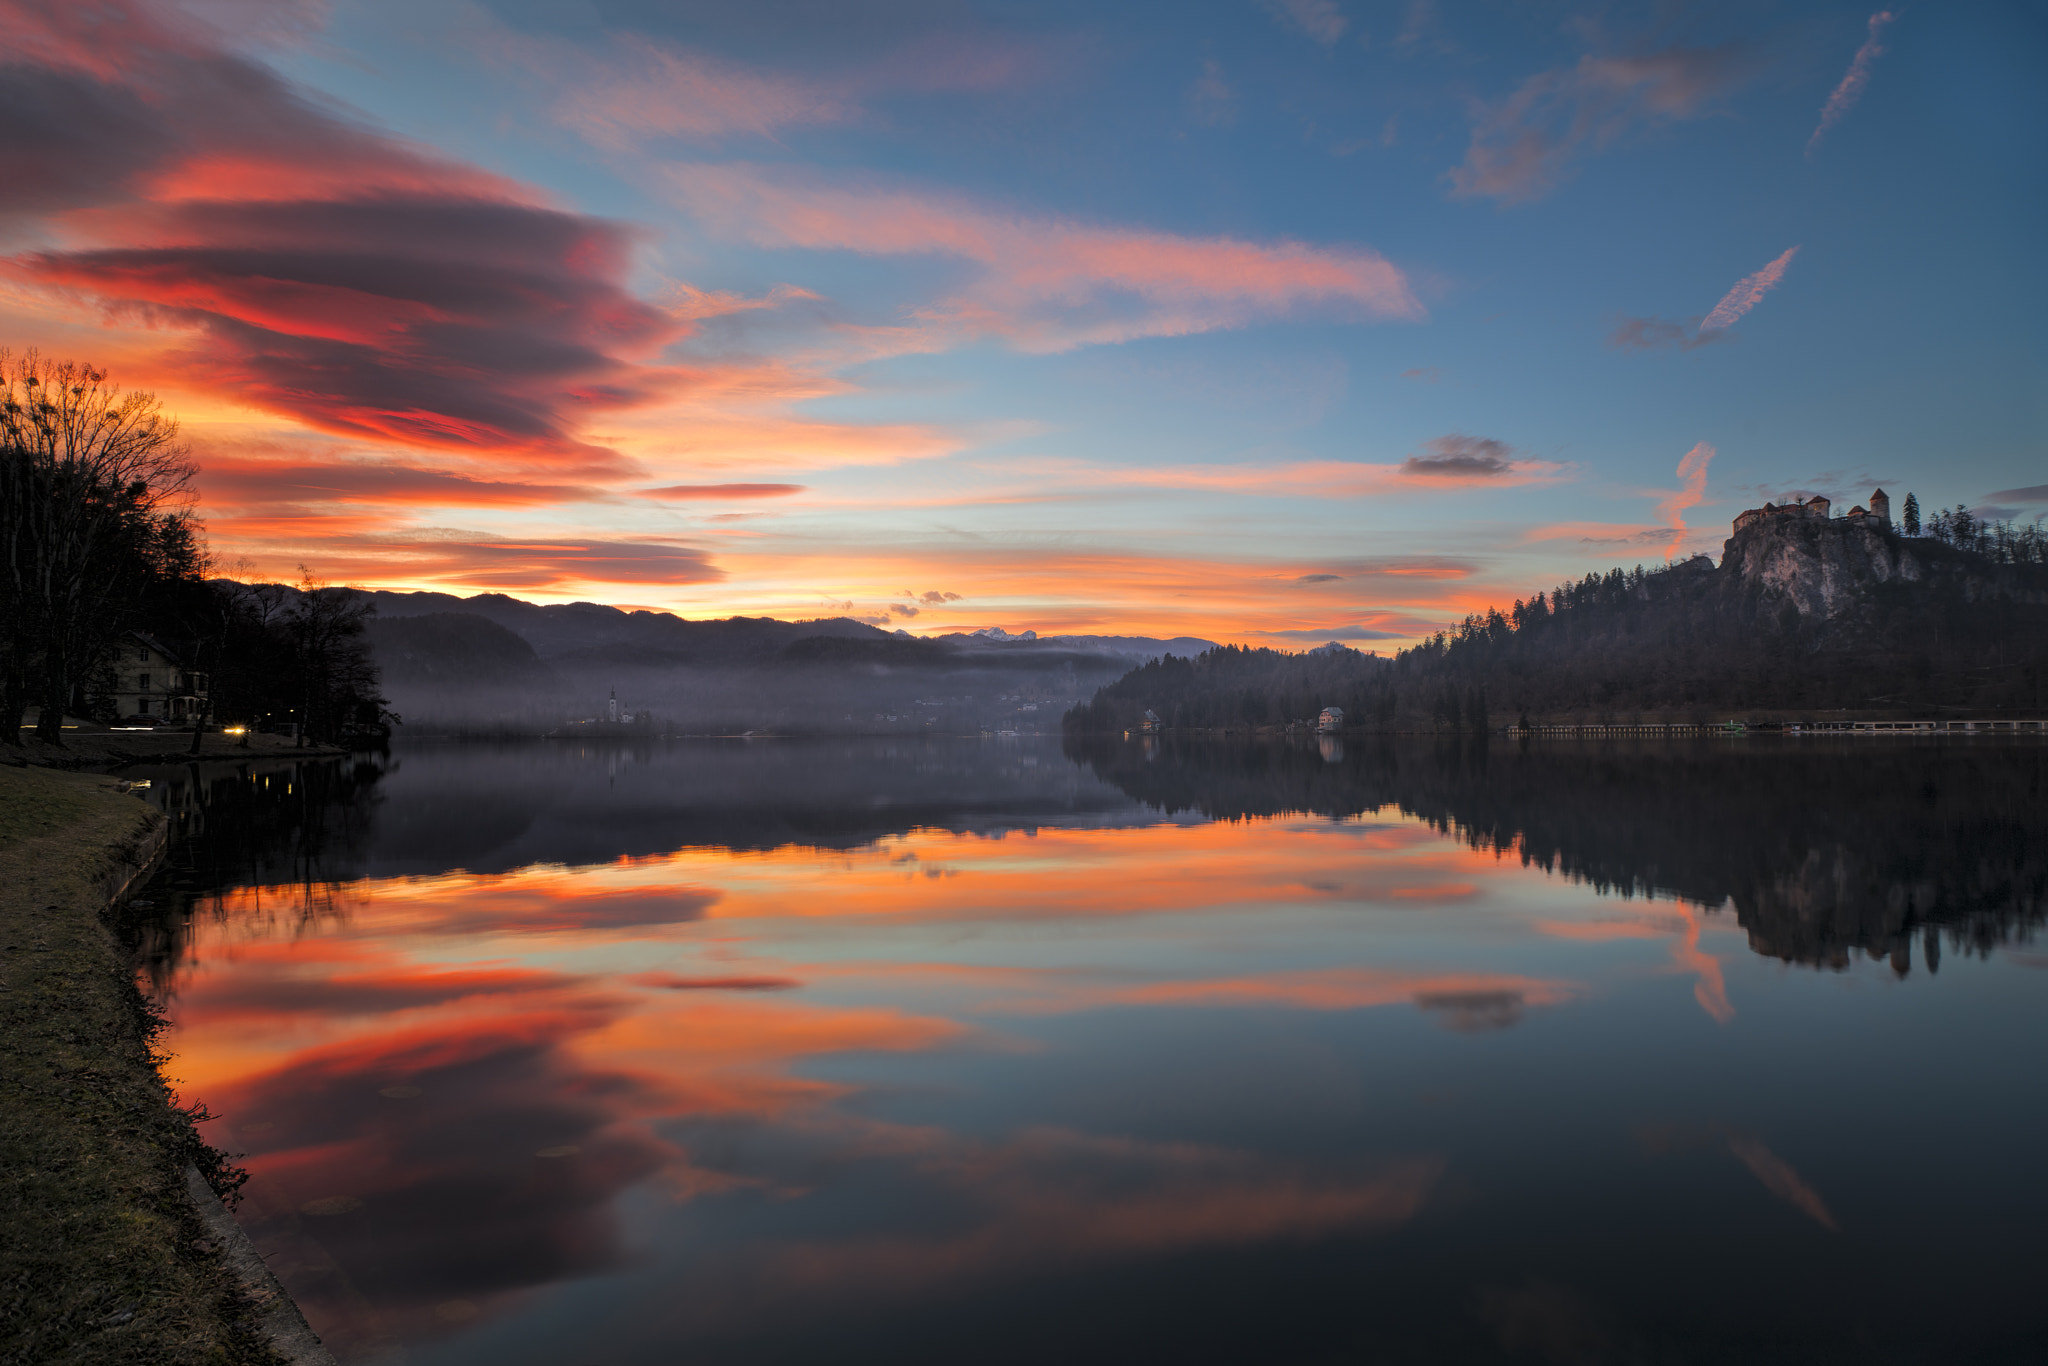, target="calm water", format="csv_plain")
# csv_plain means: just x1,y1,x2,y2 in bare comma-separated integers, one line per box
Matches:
125,737,2048,1365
